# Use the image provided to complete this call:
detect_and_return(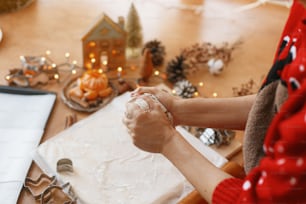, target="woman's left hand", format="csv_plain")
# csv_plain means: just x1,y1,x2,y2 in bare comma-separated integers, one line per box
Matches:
122,94,176,153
